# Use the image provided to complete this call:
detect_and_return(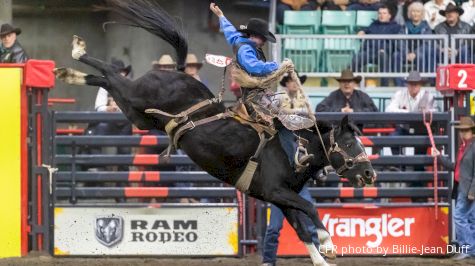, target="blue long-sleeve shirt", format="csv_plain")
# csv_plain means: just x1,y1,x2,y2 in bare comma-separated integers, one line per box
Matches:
219,16,278,76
